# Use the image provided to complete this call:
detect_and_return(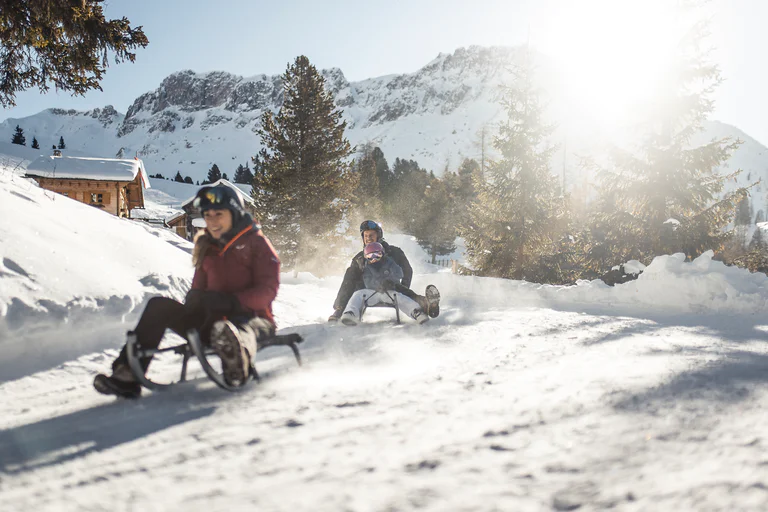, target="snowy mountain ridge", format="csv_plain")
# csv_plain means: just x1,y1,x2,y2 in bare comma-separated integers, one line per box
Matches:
0,46,545,180
1,44,767,221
